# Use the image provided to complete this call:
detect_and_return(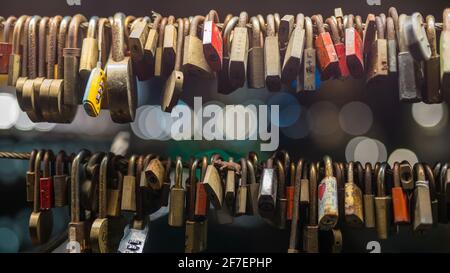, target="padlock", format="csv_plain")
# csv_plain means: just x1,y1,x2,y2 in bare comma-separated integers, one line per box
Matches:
228,11,249,89
162,16,177,77
66,150,91,252
195,157,209,218
143,14,161,77
203,10,222,72
82,18,109,118
209,153,232,224
160,157,172,207
398,14,422,102
247,16,265,89
413,163,433,233
161,18,186,112
29,150,53,246
311,15,338,81
258,158,277,218
392,162,410,225
144,157,165,191
218,15,238,94
363,14,376,63
26,150,37,203
437,163,448,224
154,17,167,77
300,16,319,91
79,16,99,80
423,15,442,104
441,9,450,94
326,17,348,79
246,157,259,216
279,15,294,60
47,16,61,80
334,162,345,228
405,13,431,62
129,17,151,81
344,162,364,227
53,151,69,207
318,156,338,230
168,157,185,227
8,16,28,87
286,161,297,220
56,16,72,80
264,14,281,91
387,16,398,80
106,13,138,123
63,14,87,107
121,155,137,212
345,15,364,78
0,17,15,85
203,162,223,209
225,157,236,209
424,164,439,227
287,161,301,253
106,155,124,217
303,162,319,253
281,14,305,85
273,159,287,229
400,161,414,191
81,152,104,214
182,15,213,78
39,150,54,210
363,163,376,228
366,16,389,87
375,163,392,240
21,16,32,79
